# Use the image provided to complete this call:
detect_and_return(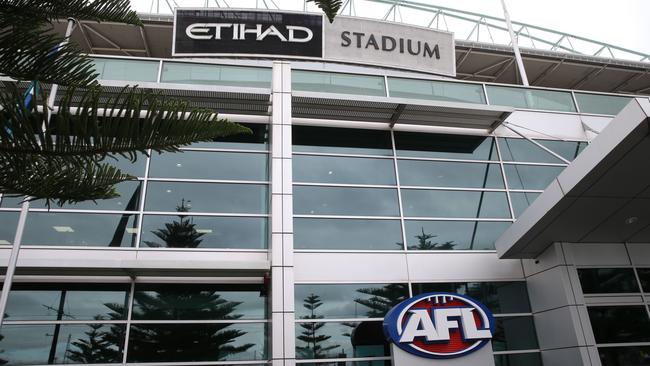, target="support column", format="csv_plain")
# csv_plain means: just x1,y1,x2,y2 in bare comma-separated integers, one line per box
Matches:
269,61,295,366
523,243,600,366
